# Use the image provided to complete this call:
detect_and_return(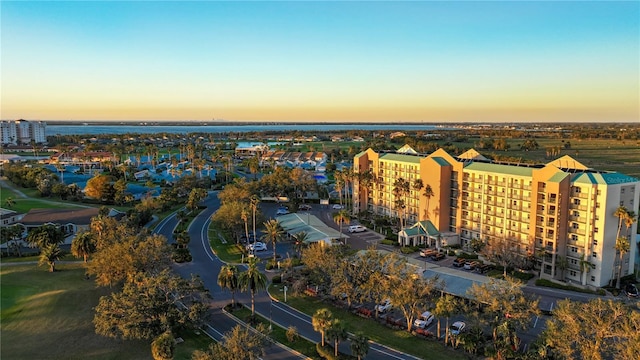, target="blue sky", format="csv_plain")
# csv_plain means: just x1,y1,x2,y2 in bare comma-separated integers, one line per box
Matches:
2,1,638,122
